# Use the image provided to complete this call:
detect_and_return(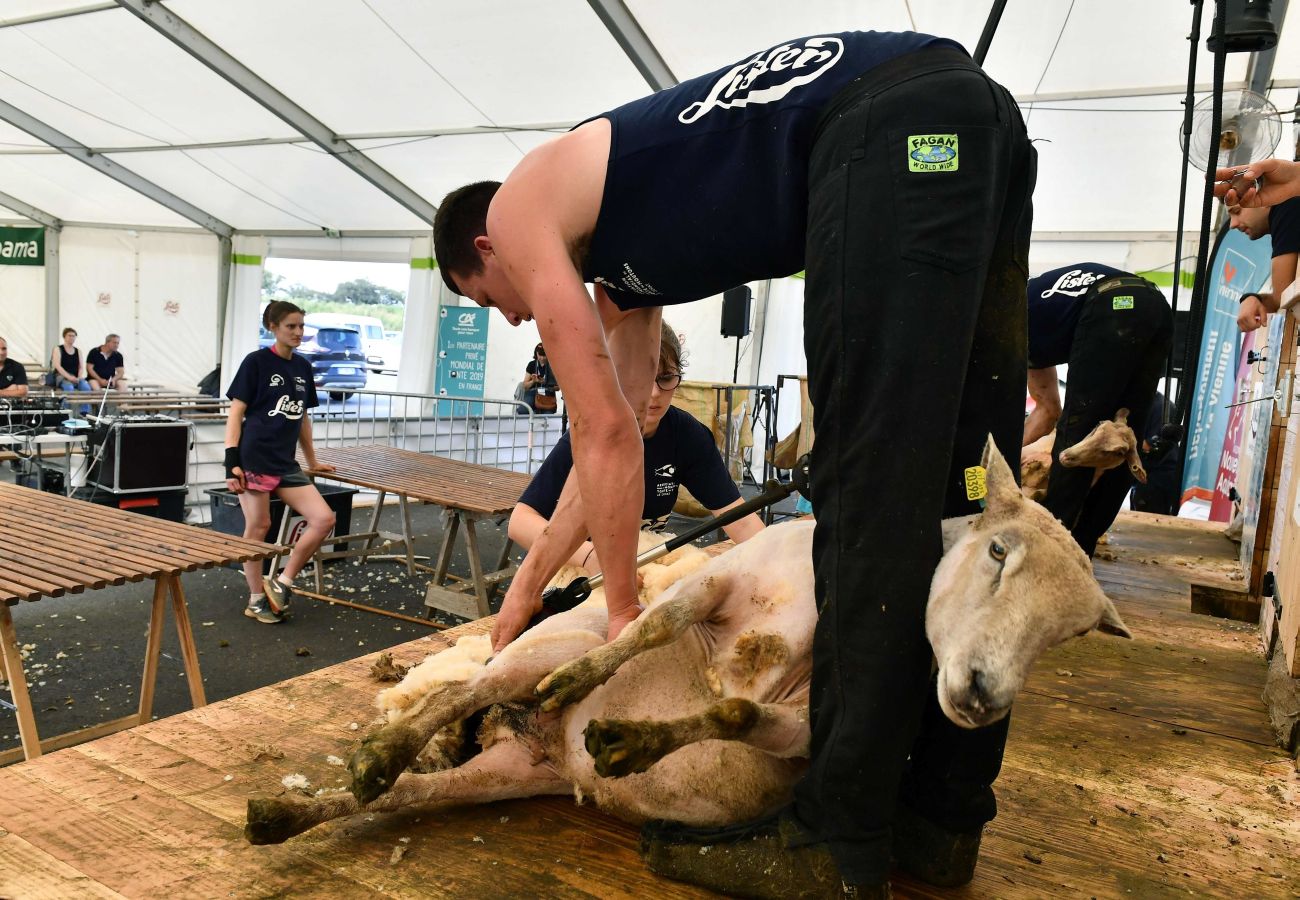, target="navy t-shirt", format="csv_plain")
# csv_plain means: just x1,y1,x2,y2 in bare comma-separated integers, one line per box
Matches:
0,358,27,390
1026,262,1127,368
1270,197,1300,260
226,348,318,475
86,347,124,381
581,31,960,309
519,406,740,531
